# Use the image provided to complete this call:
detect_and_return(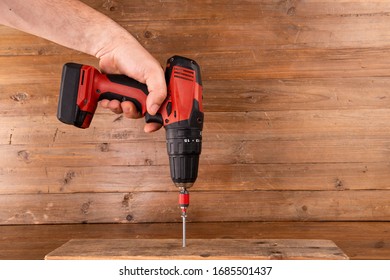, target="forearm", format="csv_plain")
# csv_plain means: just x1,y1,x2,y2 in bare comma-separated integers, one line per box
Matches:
0,0,129,57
